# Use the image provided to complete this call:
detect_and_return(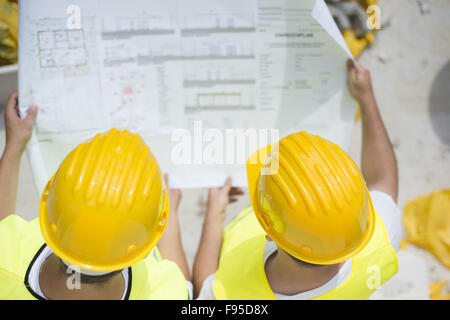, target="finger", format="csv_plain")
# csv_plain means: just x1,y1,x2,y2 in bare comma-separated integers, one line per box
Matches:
164,173,169,184
5,93,19,117
349,64,359,81
229,187,244,196
6,92,18,109
222,176,233,193
346,59,354,71
24,105,38,126
354,61,364,74
347,65,357,81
